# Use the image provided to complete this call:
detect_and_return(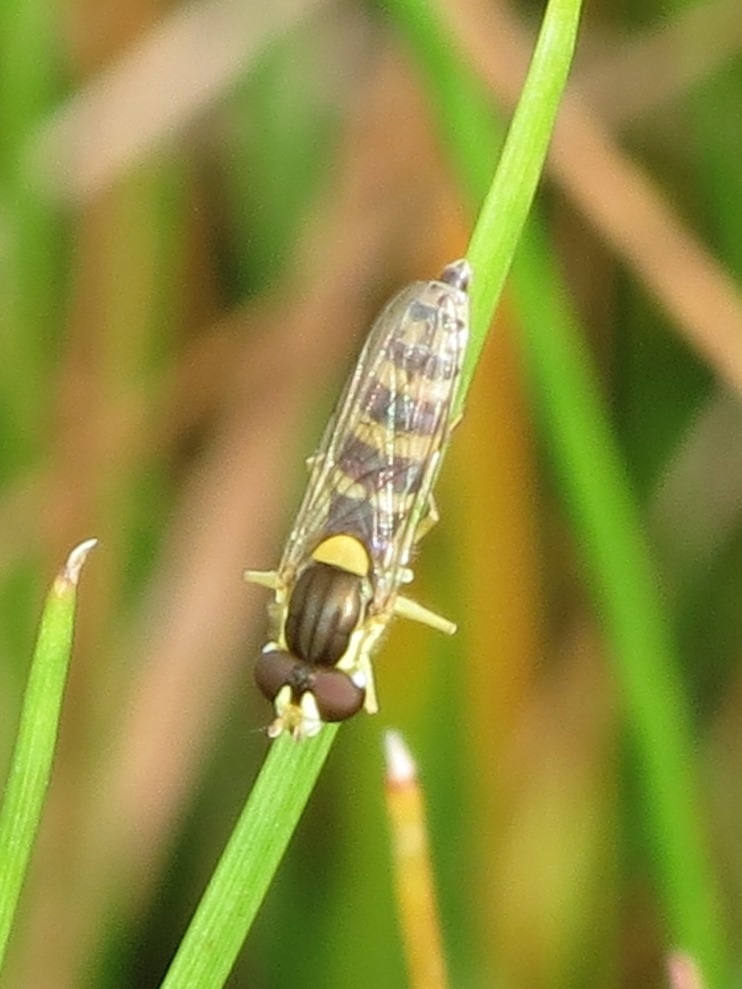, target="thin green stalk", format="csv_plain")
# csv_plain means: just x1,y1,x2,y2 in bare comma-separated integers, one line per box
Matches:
159,727,338,988
513,228,727,985
159,2,581,988
379,0,582,405
0,539,97,970
464,0,582,395
387,0,728,983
